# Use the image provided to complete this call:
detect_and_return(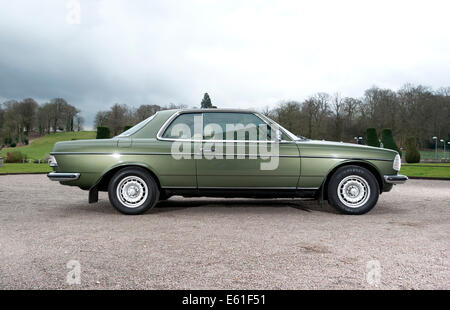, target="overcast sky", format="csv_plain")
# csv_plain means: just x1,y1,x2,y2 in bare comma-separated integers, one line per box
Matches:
1,0,450,128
